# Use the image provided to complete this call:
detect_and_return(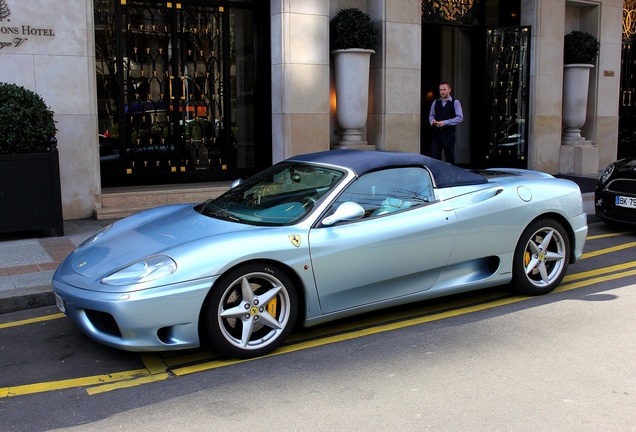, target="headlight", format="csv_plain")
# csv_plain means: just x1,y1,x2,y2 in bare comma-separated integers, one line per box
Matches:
598,164,615,185
101,255,177,286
